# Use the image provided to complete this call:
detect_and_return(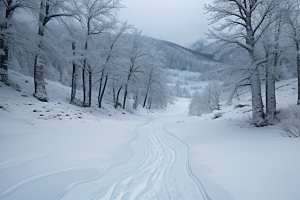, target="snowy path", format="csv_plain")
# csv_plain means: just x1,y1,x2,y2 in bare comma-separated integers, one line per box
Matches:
59,117,211,200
